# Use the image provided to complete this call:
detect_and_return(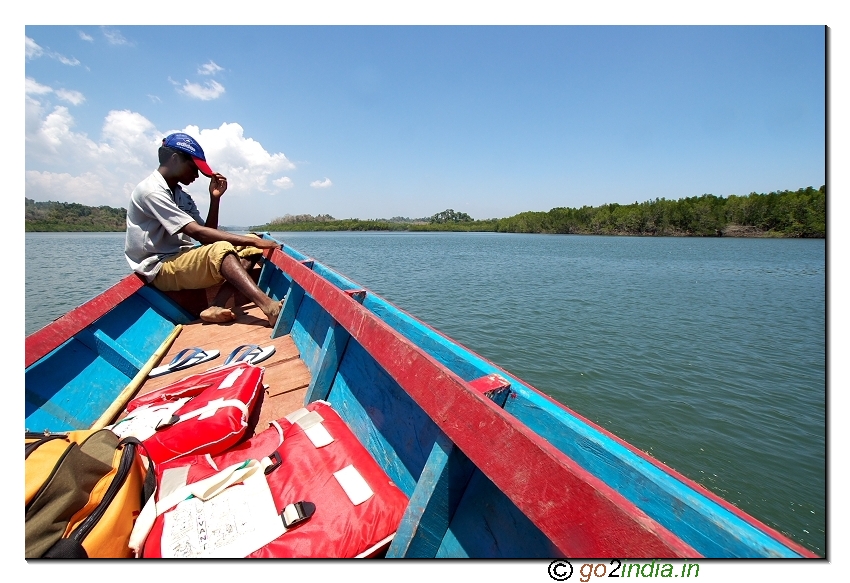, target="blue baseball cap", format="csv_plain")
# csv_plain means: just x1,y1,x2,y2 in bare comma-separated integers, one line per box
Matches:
162,133,215,176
